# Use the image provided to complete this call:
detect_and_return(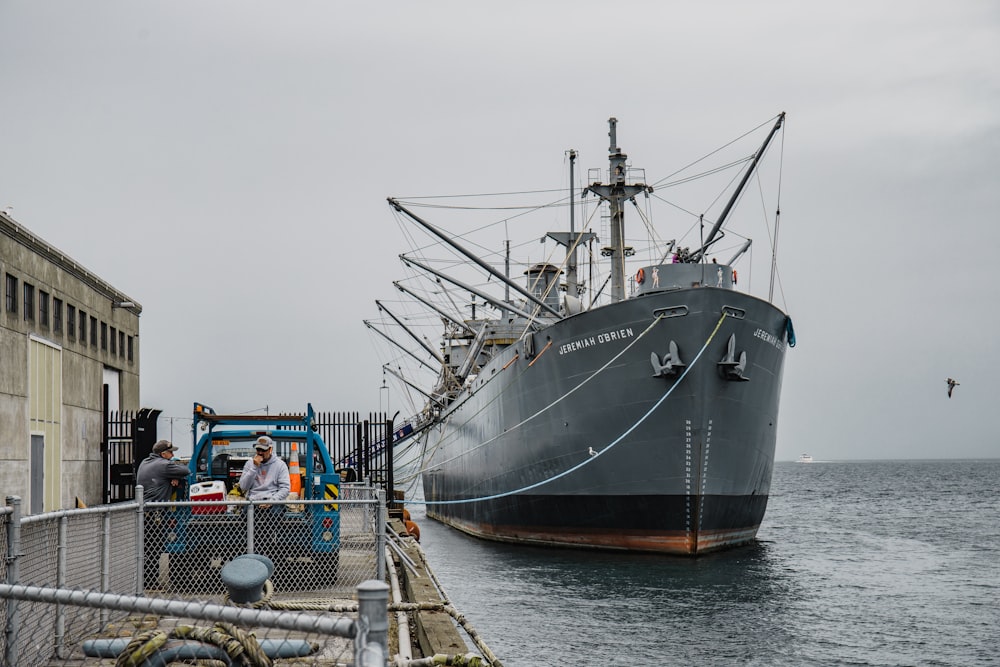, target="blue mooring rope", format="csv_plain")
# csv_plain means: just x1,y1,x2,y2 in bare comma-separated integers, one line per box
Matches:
413,311,730,506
